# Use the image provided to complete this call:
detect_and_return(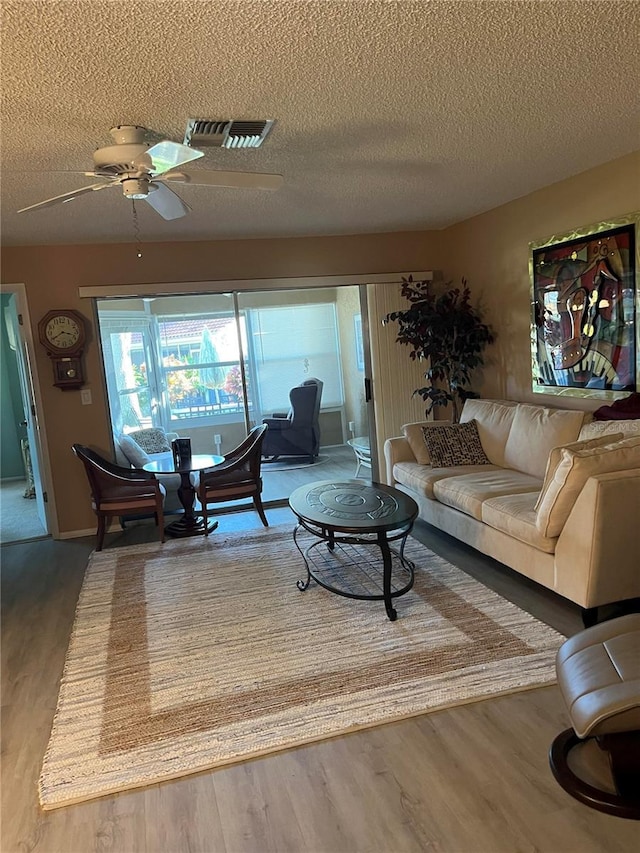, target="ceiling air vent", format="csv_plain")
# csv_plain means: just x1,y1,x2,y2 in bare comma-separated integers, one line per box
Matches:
183,119,275,149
